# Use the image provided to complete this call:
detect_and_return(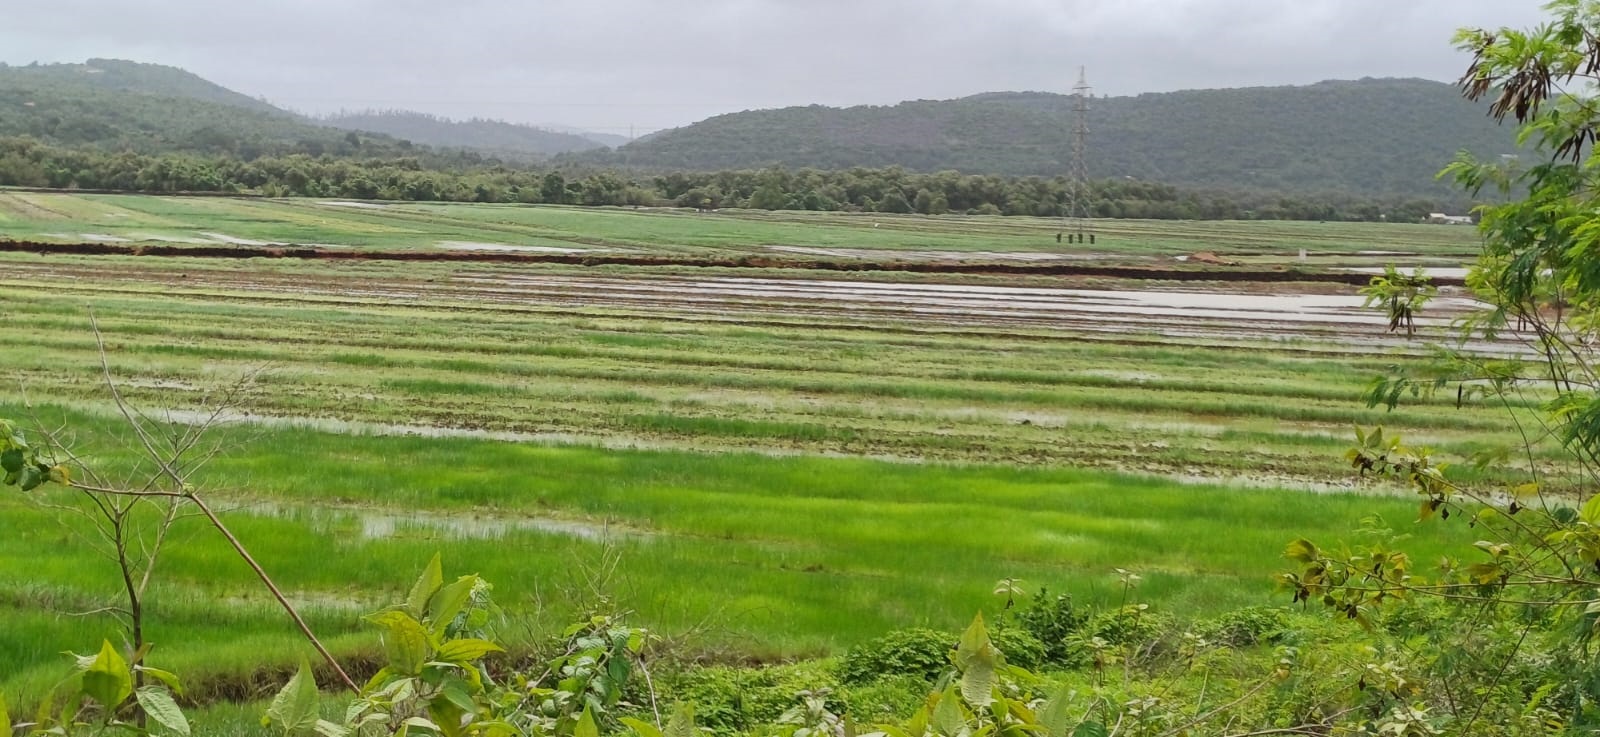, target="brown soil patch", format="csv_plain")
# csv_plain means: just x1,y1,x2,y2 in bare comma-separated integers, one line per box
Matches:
0,239,1465,287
